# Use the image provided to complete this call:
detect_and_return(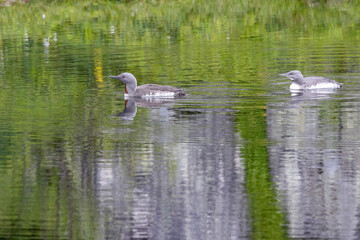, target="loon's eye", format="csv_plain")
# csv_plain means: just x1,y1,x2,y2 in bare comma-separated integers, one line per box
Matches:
122,75,125,78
